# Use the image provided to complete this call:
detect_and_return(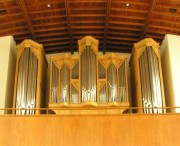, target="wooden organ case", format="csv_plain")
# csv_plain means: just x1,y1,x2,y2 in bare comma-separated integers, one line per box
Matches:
13,39,47,114
130,38,166,113
49,36,129,114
